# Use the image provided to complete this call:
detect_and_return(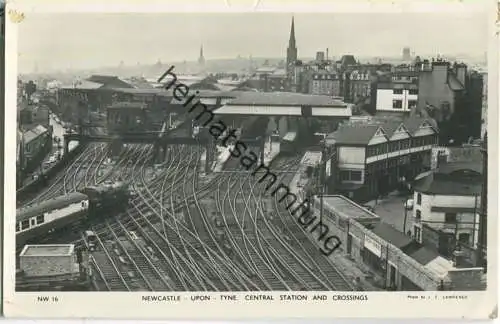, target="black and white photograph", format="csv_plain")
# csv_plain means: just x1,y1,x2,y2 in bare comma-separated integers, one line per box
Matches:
3,0,497,319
